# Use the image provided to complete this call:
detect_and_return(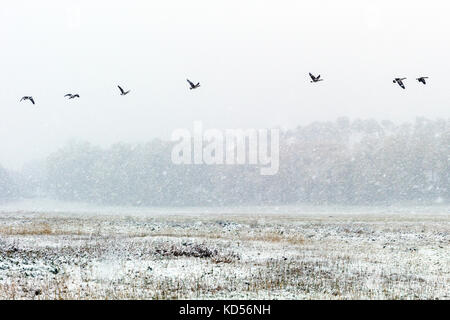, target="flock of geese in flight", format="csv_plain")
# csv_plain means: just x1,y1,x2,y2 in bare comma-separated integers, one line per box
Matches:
393,76,429,89
19,74,428,105
308,73,429,90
